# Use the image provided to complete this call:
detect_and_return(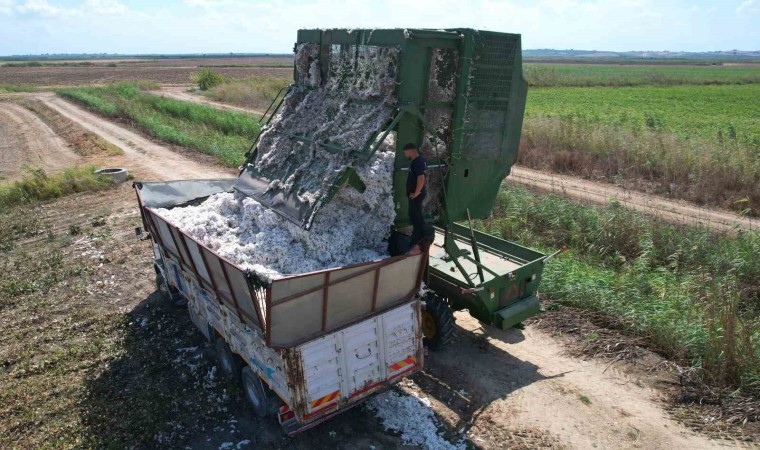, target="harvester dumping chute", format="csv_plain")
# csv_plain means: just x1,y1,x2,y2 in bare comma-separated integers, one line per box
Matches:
234,42,400,229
